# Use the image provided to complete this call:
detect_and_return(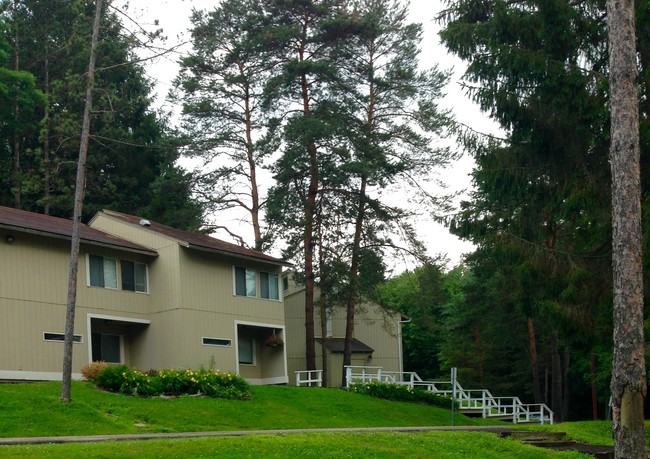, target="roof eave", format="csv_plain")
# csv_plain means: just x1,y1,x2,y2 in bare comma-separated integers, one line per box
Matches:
185,243,291,267
0,224,158,257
